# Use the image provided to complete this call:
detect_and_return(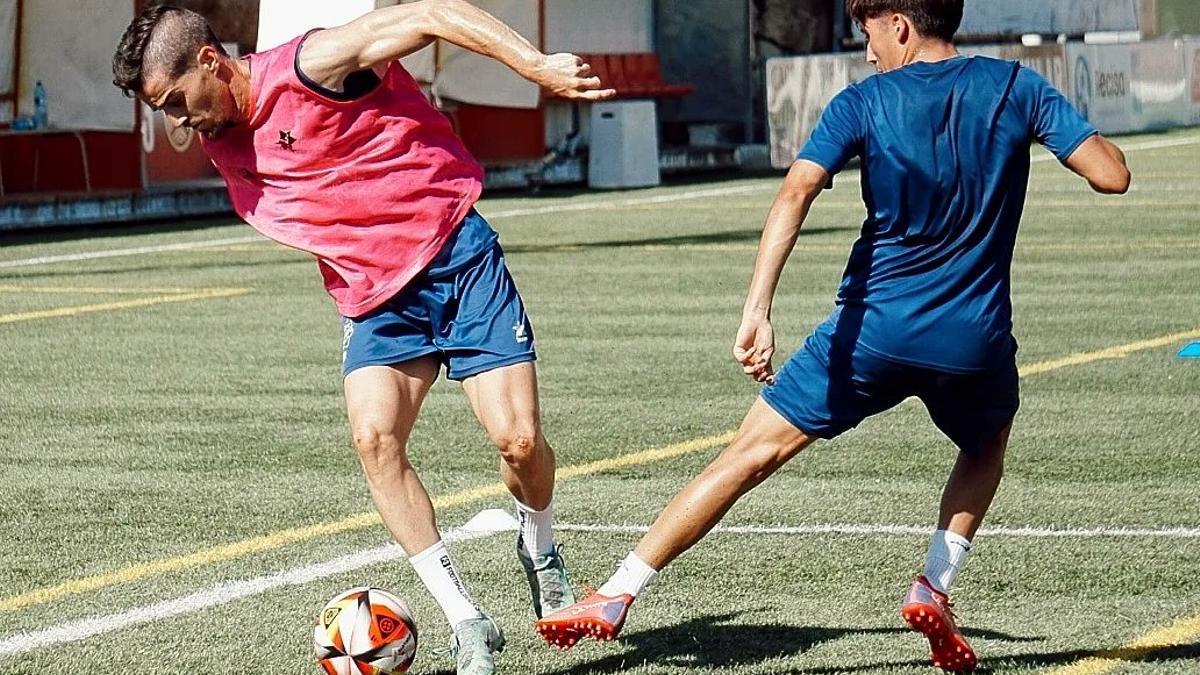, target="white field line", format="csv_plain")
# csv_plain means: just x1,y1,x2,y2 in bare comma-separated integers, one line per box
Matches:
1030,135,1199,164
0,134,1192,271
557,522,1200,539
0,510,519,658
0,185,778,270
483,183,777,219
0,236,265,270
5,515,1198,659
